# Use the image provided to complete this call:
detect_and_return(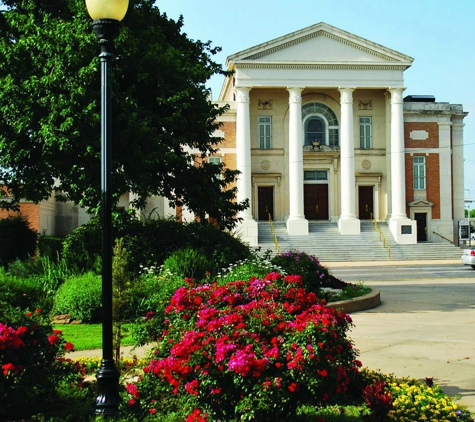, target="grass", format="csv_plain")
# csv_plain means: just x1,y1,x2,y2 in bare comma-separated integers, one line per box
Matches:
53,323,136,351
326,283,372,302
